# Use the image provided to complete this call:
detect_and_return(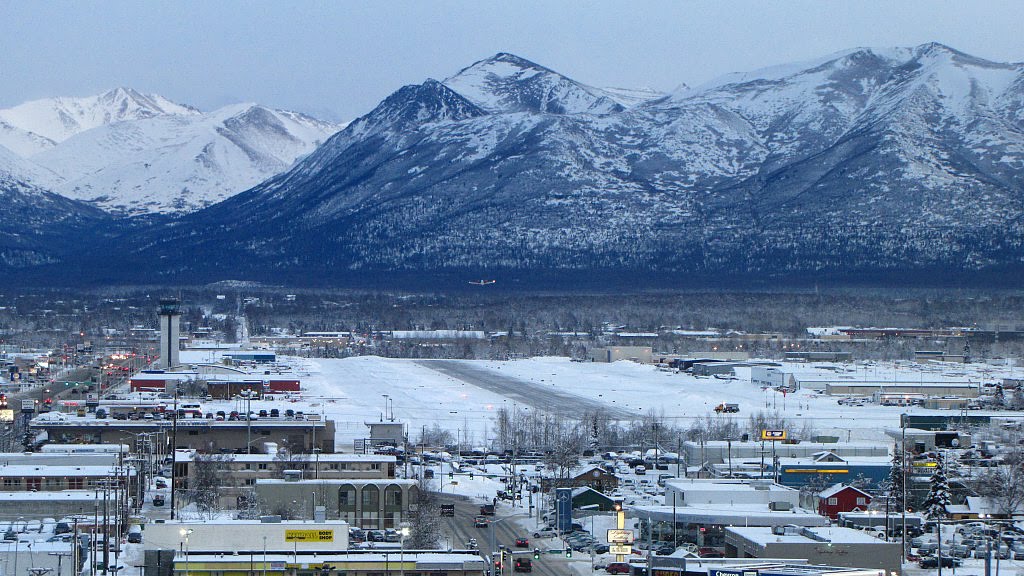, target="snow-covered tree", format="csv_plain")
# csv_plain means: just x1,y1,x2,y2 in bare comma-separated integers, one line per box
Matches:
922,453,950,521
